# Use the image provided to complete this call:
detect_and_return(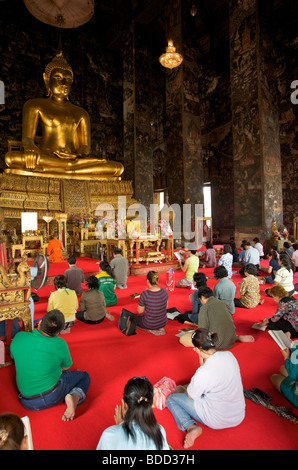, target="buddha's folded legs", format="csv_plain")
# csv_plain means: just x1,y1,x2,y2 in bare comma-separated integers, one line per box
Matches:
5,151,124,177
